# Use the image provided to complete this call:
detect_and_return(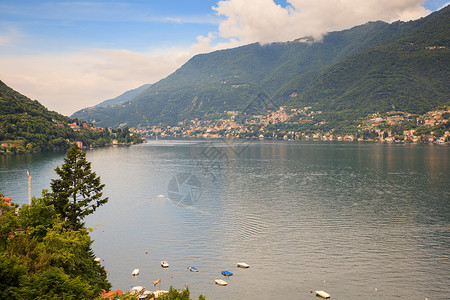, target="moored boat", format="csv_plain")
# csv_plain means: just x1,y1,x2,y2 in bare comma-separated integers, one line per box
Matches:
221,270,233,276
215,279,227,286
132,268,140,276
161,261,169,268
315,290,331,299
237,262,249,268
188,266,198,272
